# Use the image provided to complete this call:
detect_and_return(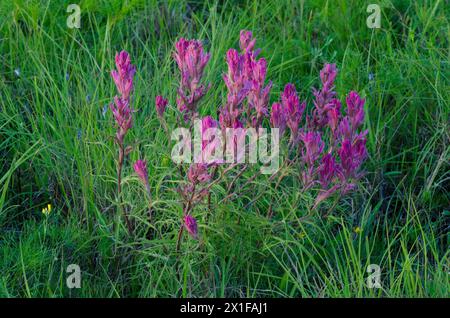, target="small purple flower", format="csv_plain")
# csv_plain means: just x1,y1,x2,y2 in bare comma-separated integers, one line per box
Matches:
102,104,108,118
155,95,168,117
184,215,198,239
